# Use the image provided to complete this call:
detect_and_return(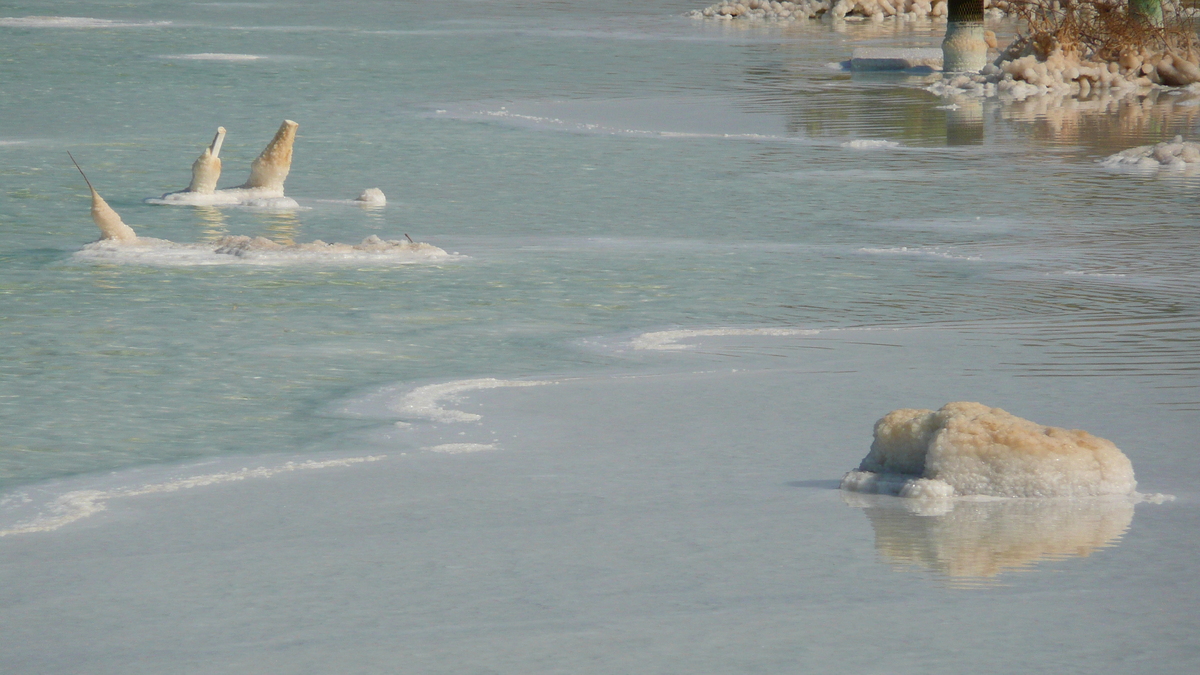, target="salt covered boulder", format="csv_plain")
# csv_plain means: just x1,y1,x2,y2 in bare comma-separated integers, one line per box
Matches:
841,402,1136,498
